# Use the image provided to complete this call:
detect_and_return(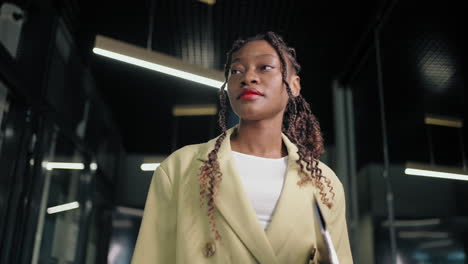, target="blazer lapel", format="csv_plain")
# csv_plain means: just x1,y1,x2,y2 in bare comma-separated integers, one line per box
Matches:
265,133,317,253
196,125,279,264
